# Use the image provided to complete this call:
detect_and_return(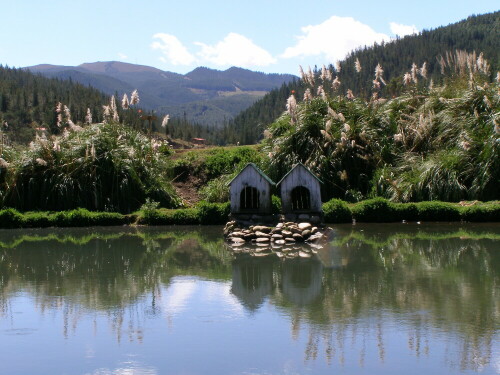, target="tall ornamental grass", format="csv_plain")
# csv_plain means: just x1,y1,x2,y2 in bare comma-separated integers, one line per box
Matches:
0,122,181,213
